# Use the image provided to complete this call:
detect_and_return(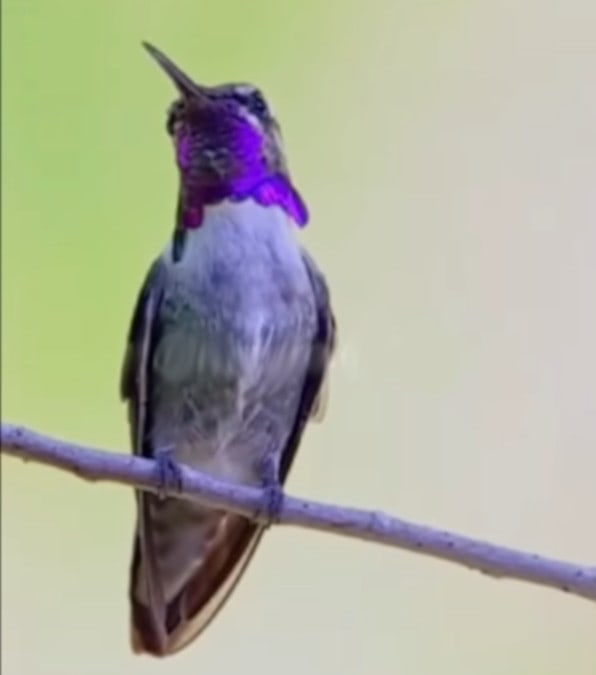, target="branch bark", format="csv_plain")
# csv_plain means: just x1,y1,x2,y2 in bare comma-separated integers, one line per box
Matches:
2,422,595,603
